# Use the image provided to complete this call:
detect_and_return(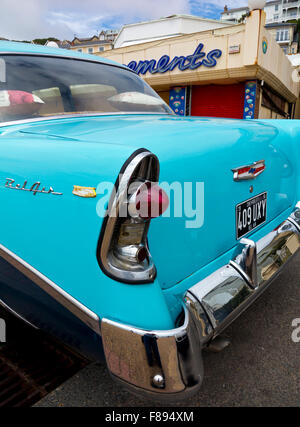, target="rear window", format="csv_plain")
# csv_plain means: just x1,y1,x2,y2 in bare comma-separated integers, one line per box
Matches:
0,55,172,124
